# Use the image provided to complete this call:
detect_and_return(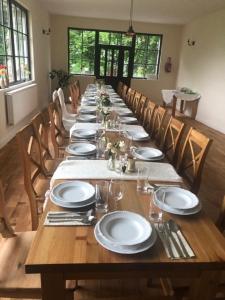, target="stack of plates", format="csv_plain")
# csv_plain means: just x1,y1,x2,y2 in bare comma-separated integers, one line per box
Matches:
66,143,96,156
120,117,138,124
79,108,96,114
76,115,96,122
94,211,157,254
50,181,95,208
126,130,150,141
154,187,201,215
133,147,164,161
71,129,97,139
